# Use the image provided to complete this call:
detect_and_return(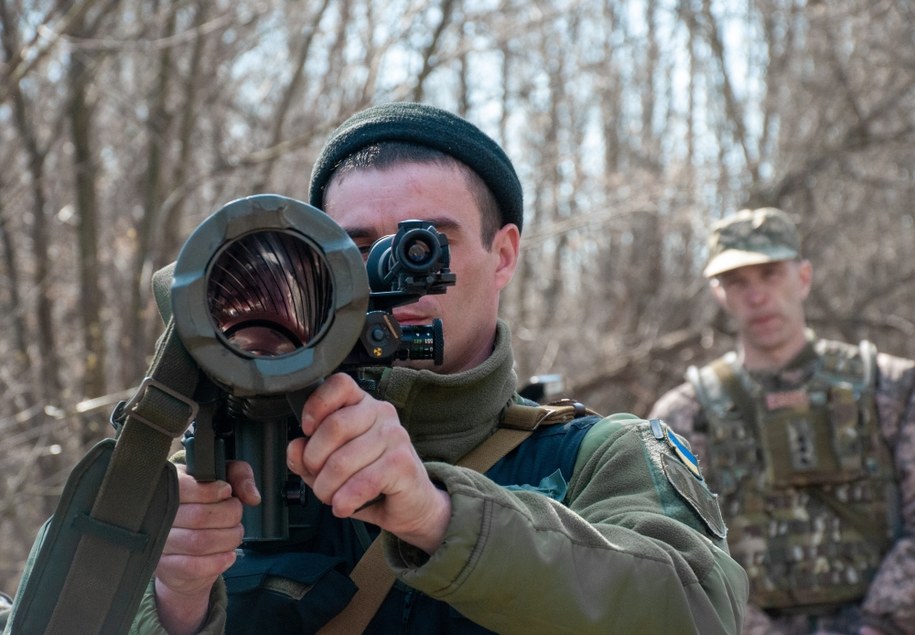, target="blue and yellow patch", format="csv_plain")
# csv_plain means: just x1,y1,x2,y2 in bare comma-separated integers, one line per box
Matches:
649,418,702,480
648,418,727,539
